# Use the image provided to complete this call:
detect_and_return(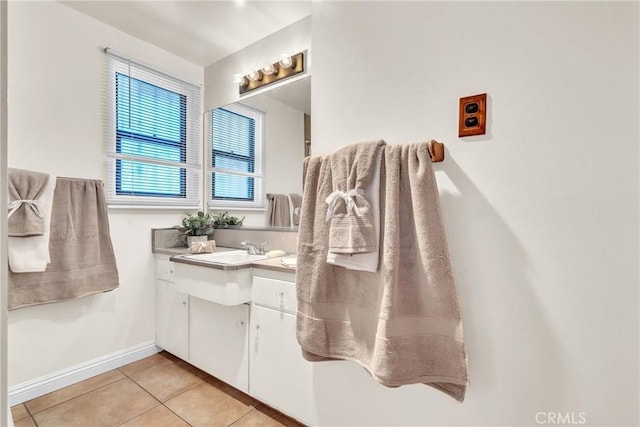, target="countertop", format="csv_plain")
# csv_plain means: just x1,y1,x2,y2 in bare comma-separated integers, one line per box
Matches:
155,246,296,274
